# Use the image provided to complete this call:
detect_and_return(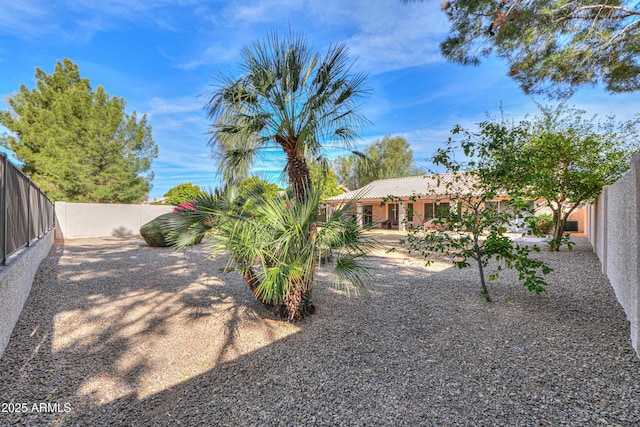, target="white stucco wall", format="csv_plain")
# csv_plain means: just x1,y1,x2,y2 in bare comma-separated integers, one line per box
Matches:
55,202,173,240
587,155,640,354
0,230,54,359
